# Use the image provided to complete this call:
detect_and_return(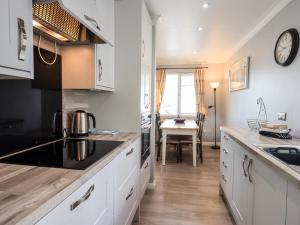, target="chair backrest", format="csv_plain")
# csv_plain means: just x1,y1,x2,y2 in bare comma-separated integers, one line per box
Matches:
196,112,205,126
197,114,205,141
155,113,162,140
